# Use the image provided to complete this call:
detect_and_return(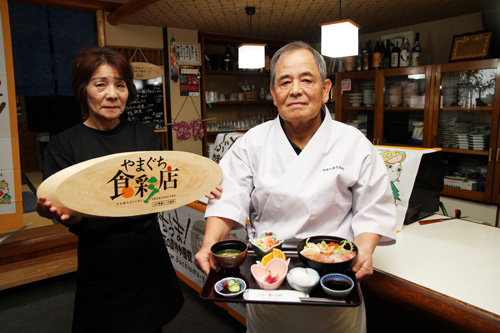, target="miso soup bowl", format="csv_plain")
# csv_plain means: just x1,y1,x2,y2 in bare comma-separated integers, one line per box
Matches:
211,239,248,270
